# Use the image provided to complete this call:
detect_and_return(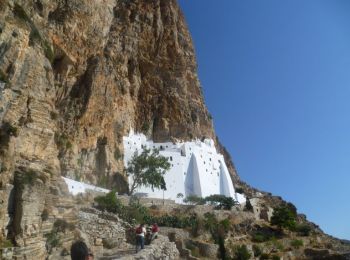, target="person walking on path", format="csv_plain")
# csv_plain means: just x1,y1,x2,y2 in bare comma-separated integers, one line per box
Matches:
135,224,146,253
